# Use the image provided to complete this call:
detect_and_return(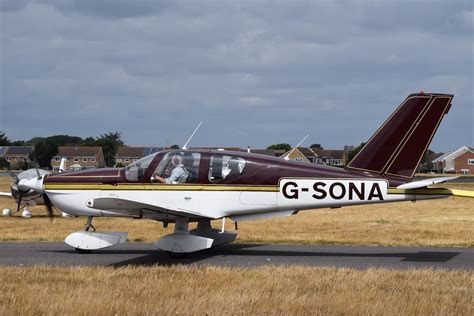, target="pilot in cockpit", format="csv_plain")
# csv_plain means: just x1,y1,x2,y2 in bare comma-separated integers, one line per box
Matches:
153,154,189,184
